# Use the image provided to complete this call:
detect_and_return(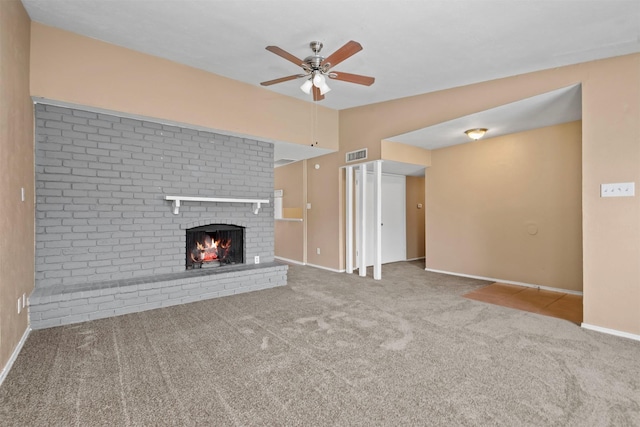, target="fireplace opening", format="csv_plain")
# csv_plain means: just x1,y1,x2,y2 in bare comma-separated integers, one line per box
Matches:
186,224,244,270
